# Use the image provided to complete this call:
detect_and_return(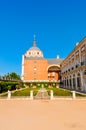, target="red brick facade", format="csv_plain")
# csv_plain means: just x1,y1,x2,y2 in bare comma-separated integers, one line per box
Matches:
21,38,63,82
